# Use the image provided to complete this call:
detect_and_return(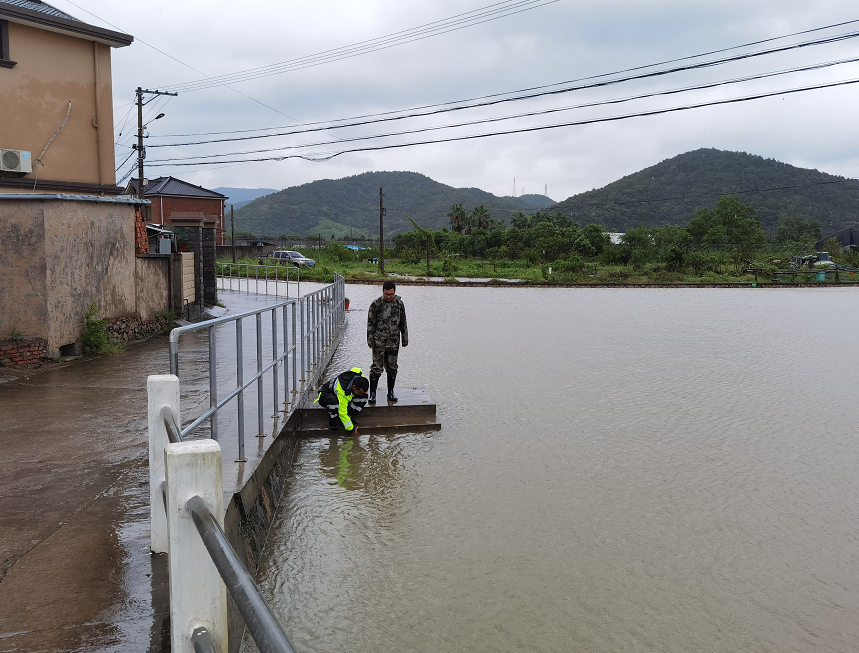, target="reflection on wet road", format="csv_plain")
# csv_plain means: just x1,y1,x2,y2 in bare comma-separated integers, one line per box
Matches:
247,286,859,653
